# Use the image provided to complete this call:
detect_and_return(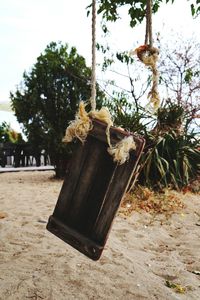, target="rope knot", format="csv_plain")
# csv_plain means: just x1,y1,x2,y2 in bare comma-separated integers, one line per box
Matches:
130,44,160,111
134,44,159,67
62,101,92,143
108,136,136,165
